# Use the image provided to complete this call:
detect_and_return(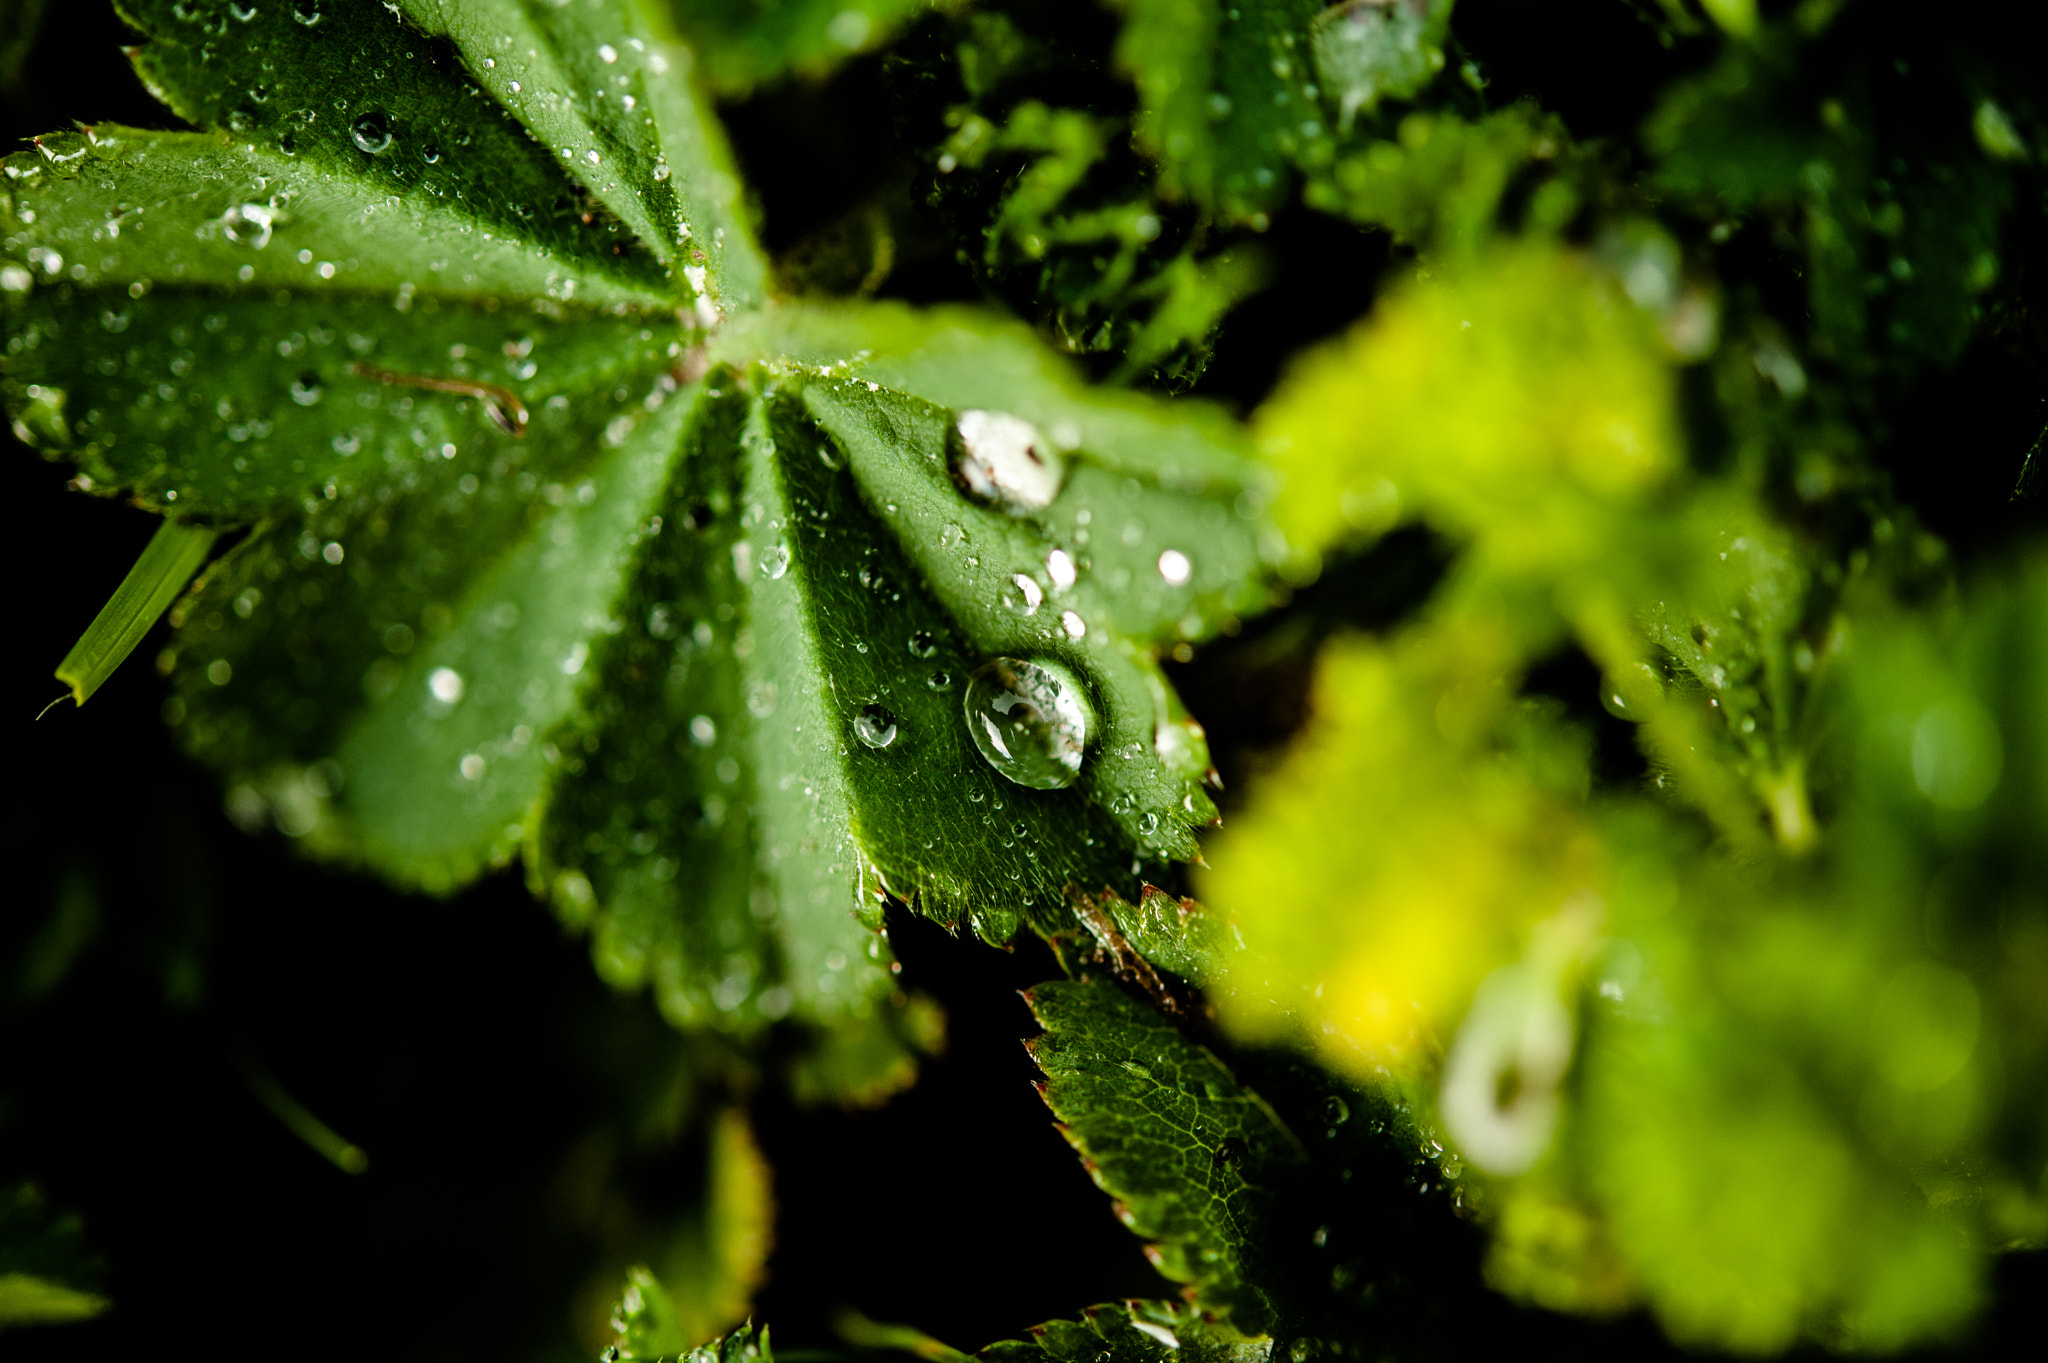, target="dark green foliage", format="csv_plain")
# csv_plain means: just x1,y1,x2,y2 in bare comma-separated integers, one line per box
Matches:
10,0,2048,1359
0,1185,104,1329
